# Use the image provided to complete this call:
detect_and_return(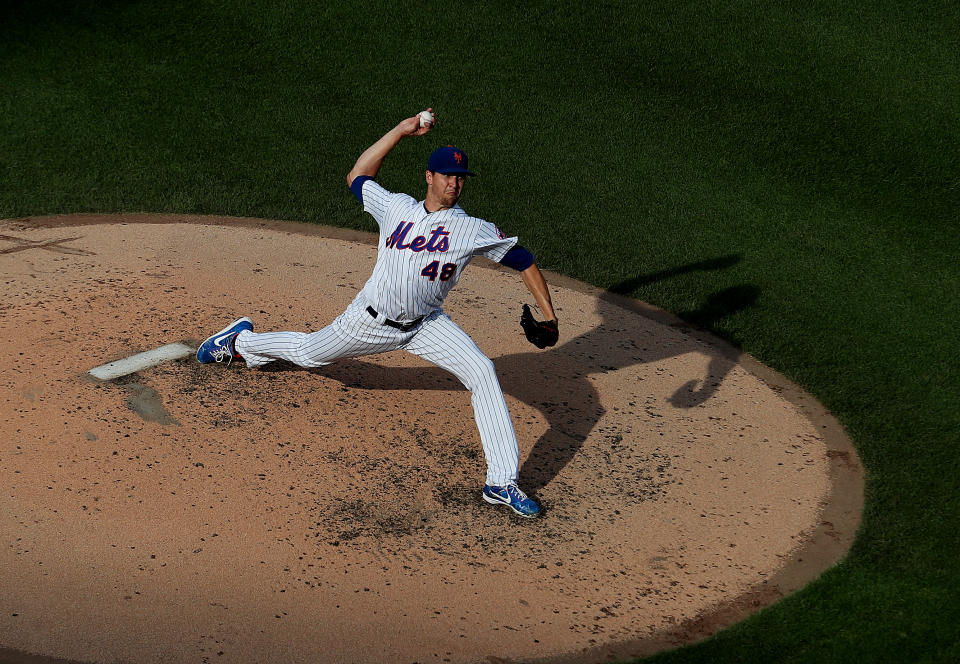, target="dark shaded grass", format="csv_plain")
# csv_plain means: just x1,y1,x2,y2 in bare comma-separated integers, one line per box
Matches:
1,1,958,661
